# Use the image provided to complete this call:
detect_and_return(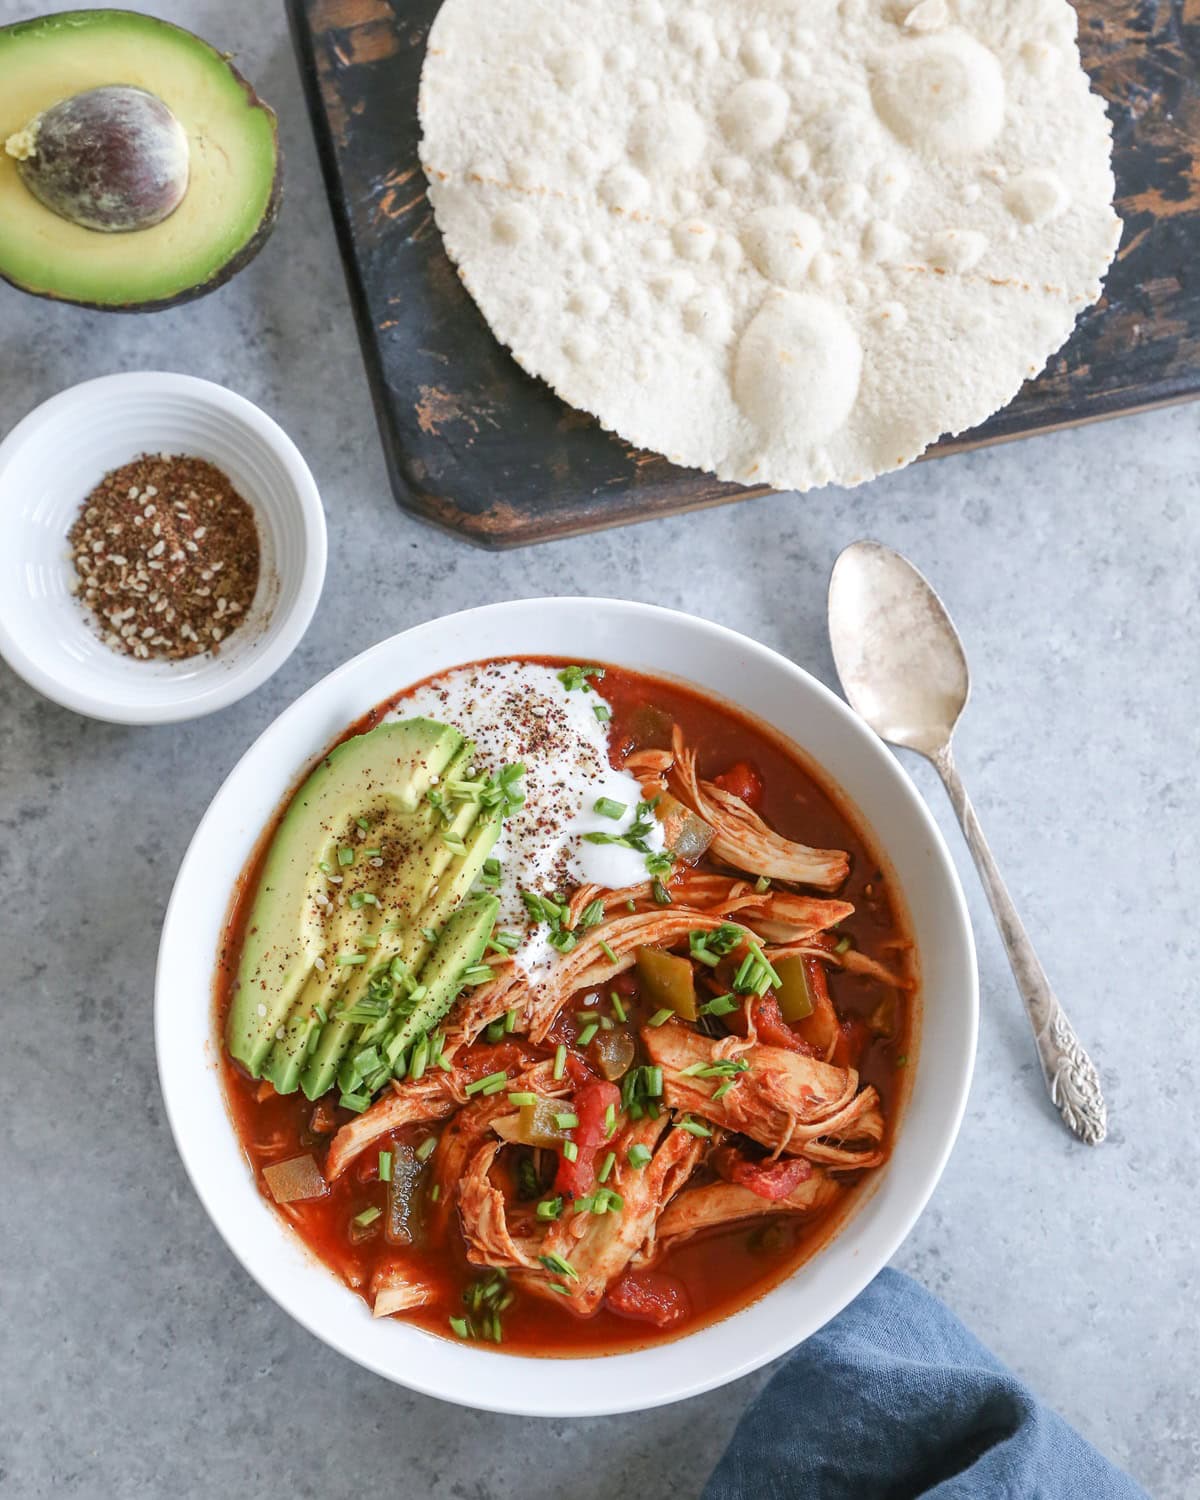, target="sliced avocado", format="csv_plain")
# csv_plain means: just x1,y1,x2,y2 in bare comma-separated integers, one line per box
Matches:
0,10,280,310
391,894,499,1056
227,718,466,1079
260,740,485,1095
297,800,503,1099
